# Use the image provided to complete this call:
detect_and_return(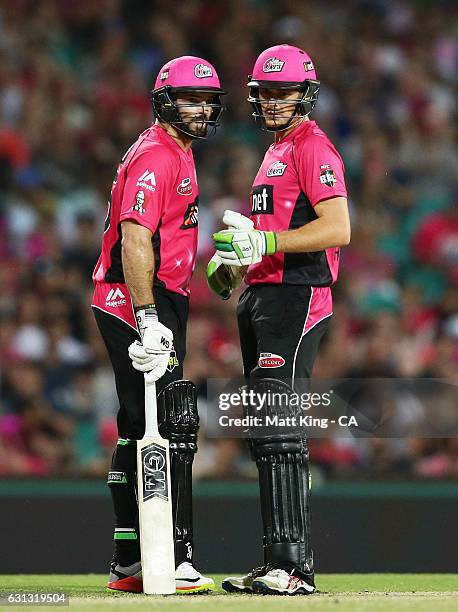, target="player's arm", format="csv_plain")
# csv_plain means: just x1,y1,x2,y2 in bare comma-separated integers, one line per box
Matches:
275,196,350,252
213,198,350,266
122,220,173,380
121,220,155,307
214,142,350,265
119,147,173,300
117,150,175,378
